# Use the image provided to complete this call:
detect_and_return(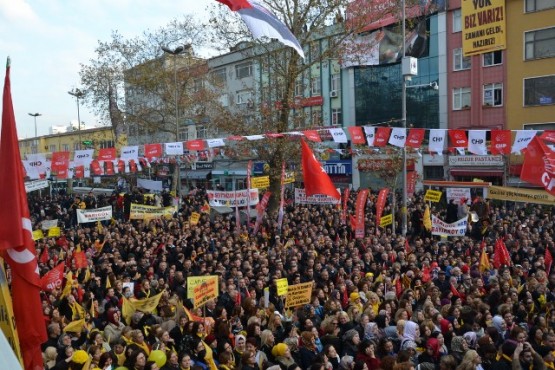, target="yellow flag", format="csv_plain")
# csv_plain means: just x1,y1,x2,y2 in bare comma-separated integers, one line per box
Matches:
63,318,86,333
479,248,491,273
61,272,74,298
131,291,165,313
83,268,91,283
374,273,384,283
106,277,112,289
423,205,432,231
97,220,103,233
122,296,136,325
